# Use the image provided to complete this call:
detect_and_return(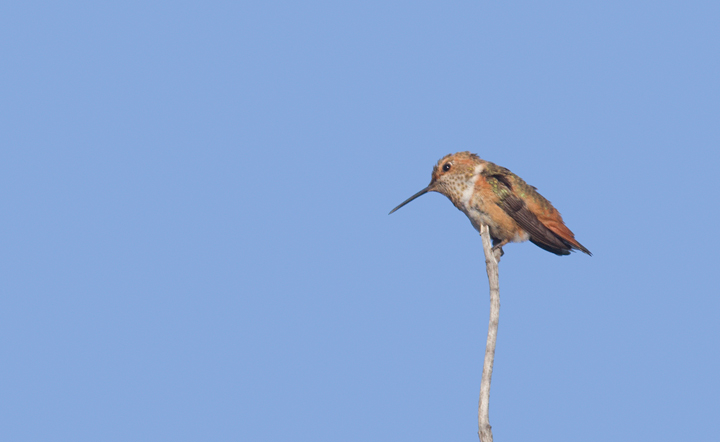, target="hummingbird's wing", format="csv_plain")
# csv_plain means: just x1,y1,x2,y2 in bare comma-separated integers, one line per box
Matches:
482,163,591,255
498,192,574,255
486,171,584,255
